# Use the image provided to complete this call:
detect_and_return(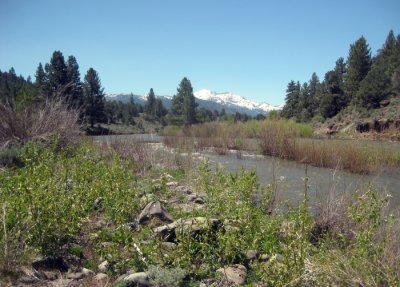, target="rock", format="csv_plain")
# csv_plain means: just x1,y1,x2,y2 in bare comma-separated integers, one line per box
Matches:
123,272,150,286
81,268,95,276
380,99,390,107
42,270,59,280
32,256,69,272
217,264,247,285
154,217,220,241
356,121,371,133
245,250,259,260
93,197,103,210
166,181,178,187
260,254,270,262
176,185,192,194
51,278,73,287
124,221,138,230
18,275,40,284
138,201,173,225
94,273,108,285
176,217,220,234
67,272,85,280
187,194,205,204
98,260,110,273
193,197,205,204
